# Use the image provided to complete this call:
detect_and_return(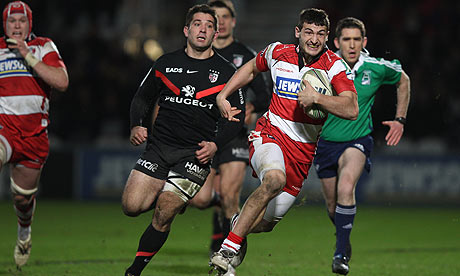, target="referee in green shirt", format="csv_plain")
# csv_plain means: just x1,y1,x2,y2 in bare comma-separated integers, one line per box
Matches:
313,17,411,275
